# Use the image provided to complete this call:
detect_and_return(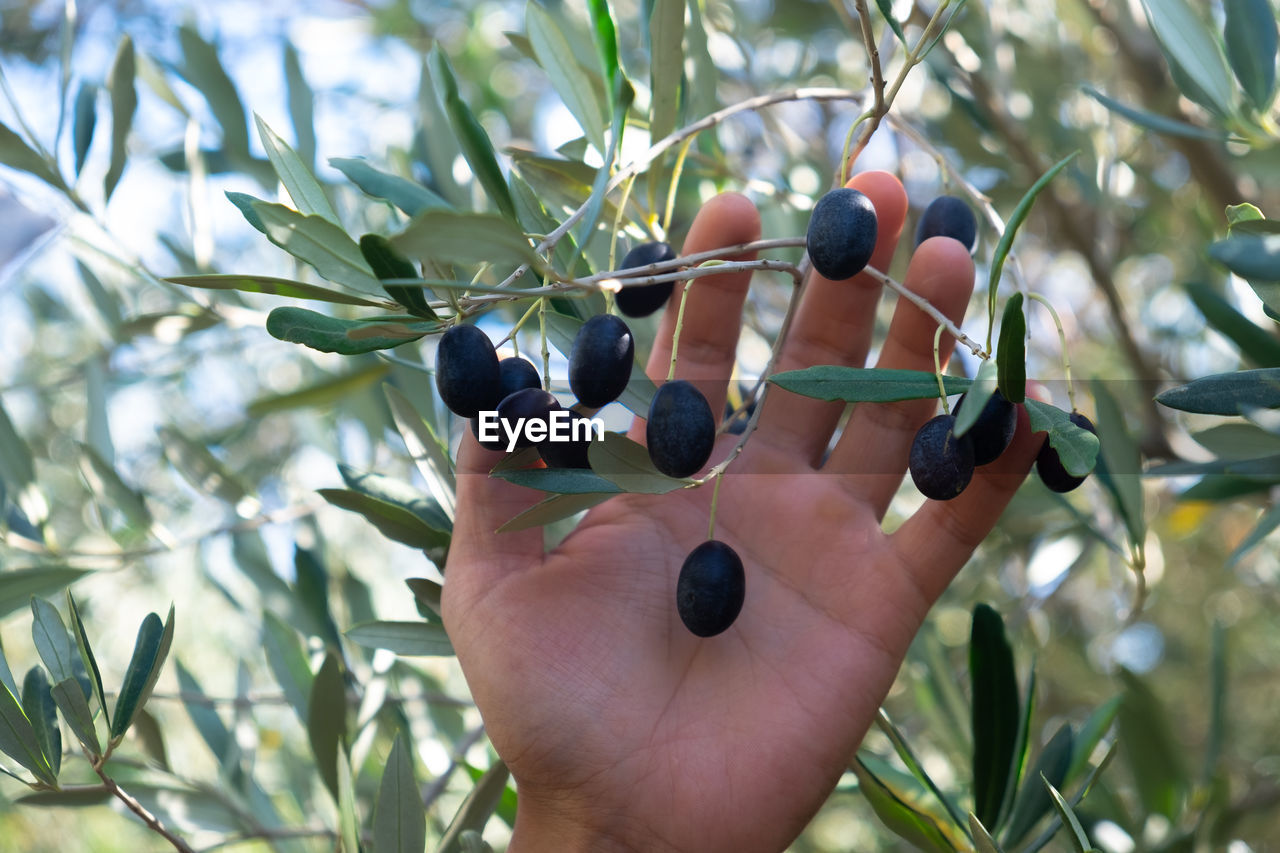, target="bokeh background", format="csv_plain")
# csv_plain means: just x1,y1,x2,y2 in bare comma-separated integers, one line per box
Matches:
1,0,1279,849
